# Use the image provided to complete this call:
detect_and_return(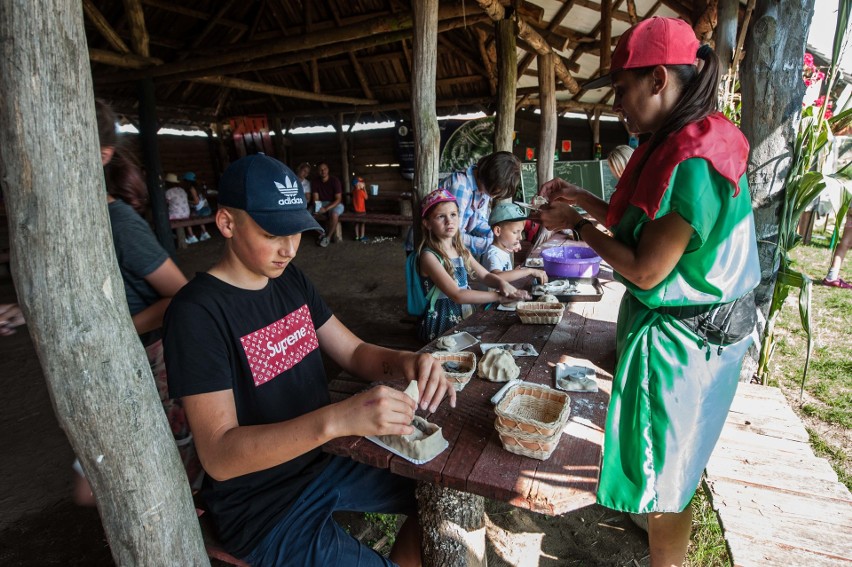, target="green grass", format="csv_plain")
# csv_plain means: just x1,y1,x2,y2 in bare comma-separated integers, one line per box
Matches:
768,237,851,491
686,487,731,567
